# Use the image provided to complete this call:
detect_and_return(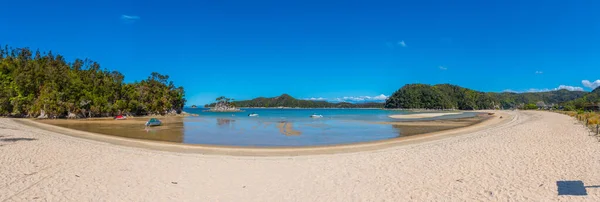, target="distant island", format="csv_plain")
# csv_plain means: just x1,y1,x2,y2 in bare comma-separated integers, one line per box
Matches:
385,84,596,110
190,105,197,108
204,94,385,109
205,96,243,112
0,46,186,118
